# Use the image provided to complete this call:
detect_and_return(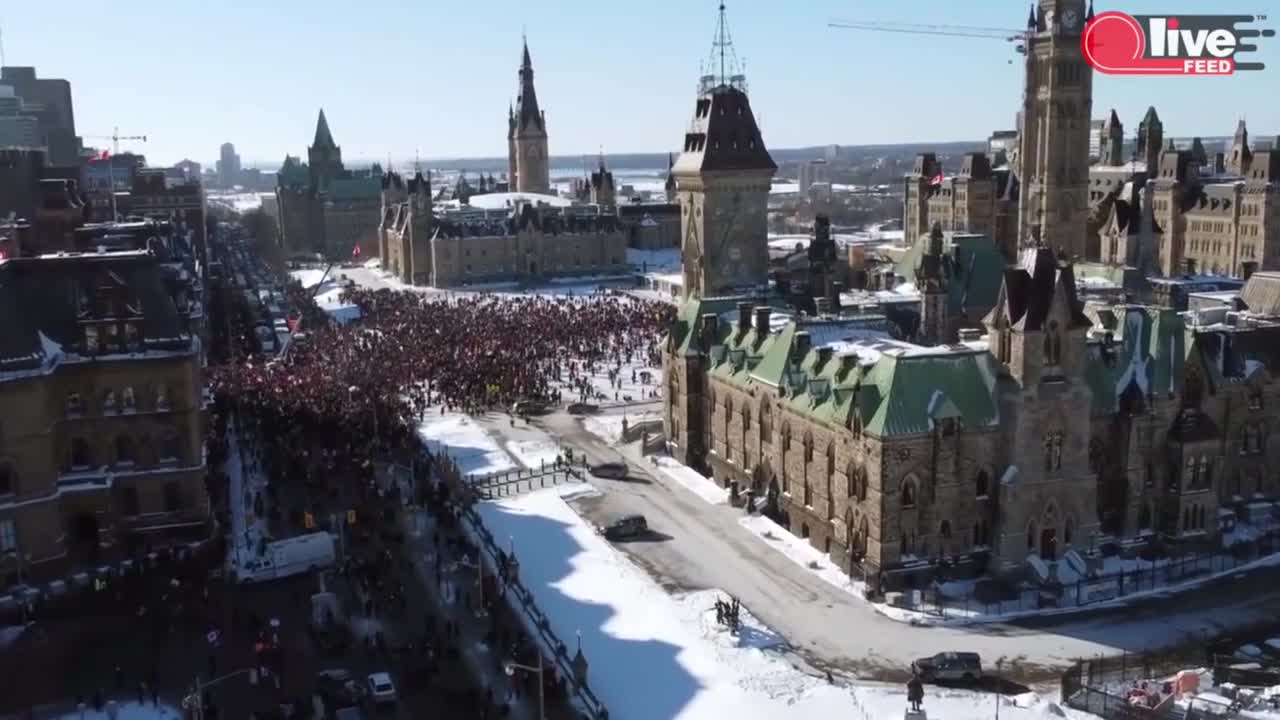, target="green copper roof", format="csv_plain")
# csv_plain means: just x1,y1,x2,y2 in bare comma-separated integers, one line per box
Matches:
858,351,1000,436
278,155,309,188
895,231,1005,316
1085,305,1189,414
328,176,381,201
